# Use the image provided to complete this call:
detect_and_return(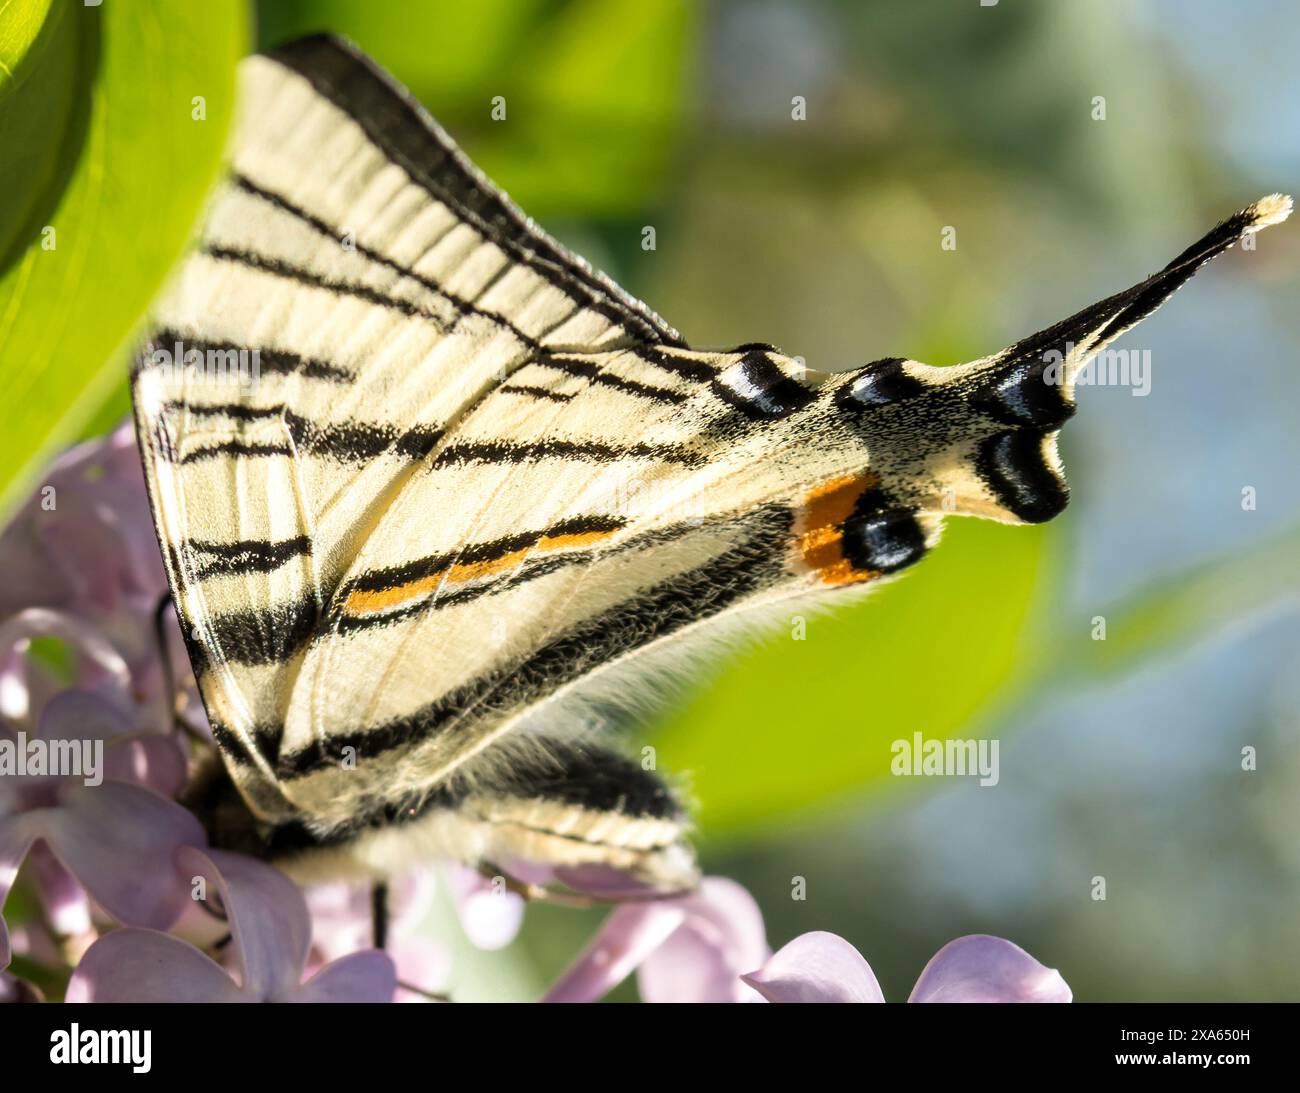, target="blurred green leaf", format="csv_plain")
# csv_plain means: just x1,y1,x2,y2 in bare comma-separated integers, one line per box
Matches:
652,519,1052,838
258,0,695,217
472,0,695,213
0,0,248,518
257,0,547,108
